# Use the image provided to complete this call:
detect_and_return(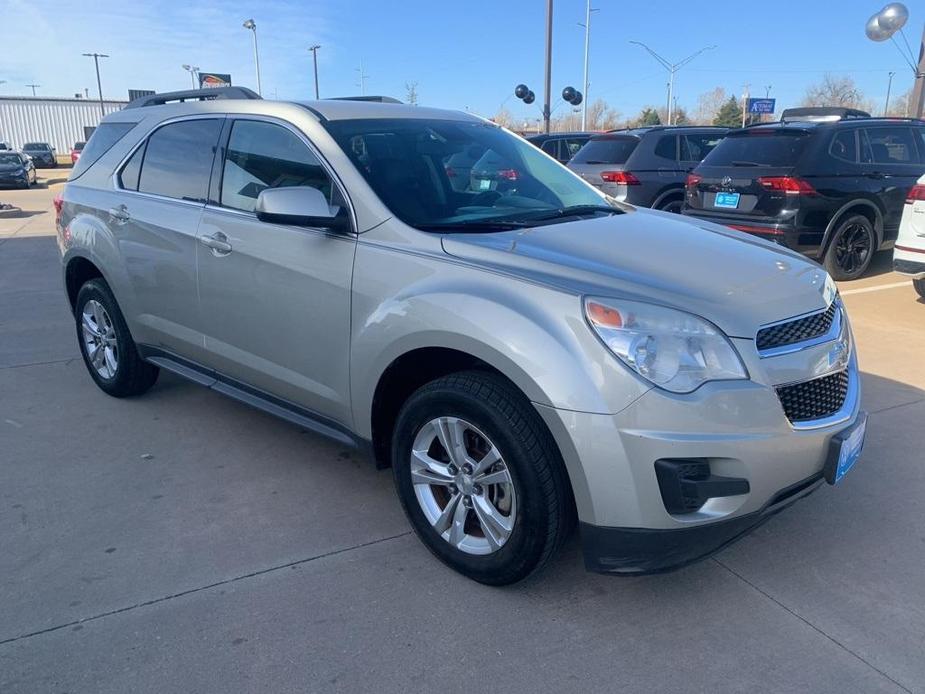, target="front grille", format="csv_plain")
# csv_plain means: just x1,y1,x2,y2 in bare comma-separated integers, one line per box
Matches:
757,302,837,352
776,370,849,423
